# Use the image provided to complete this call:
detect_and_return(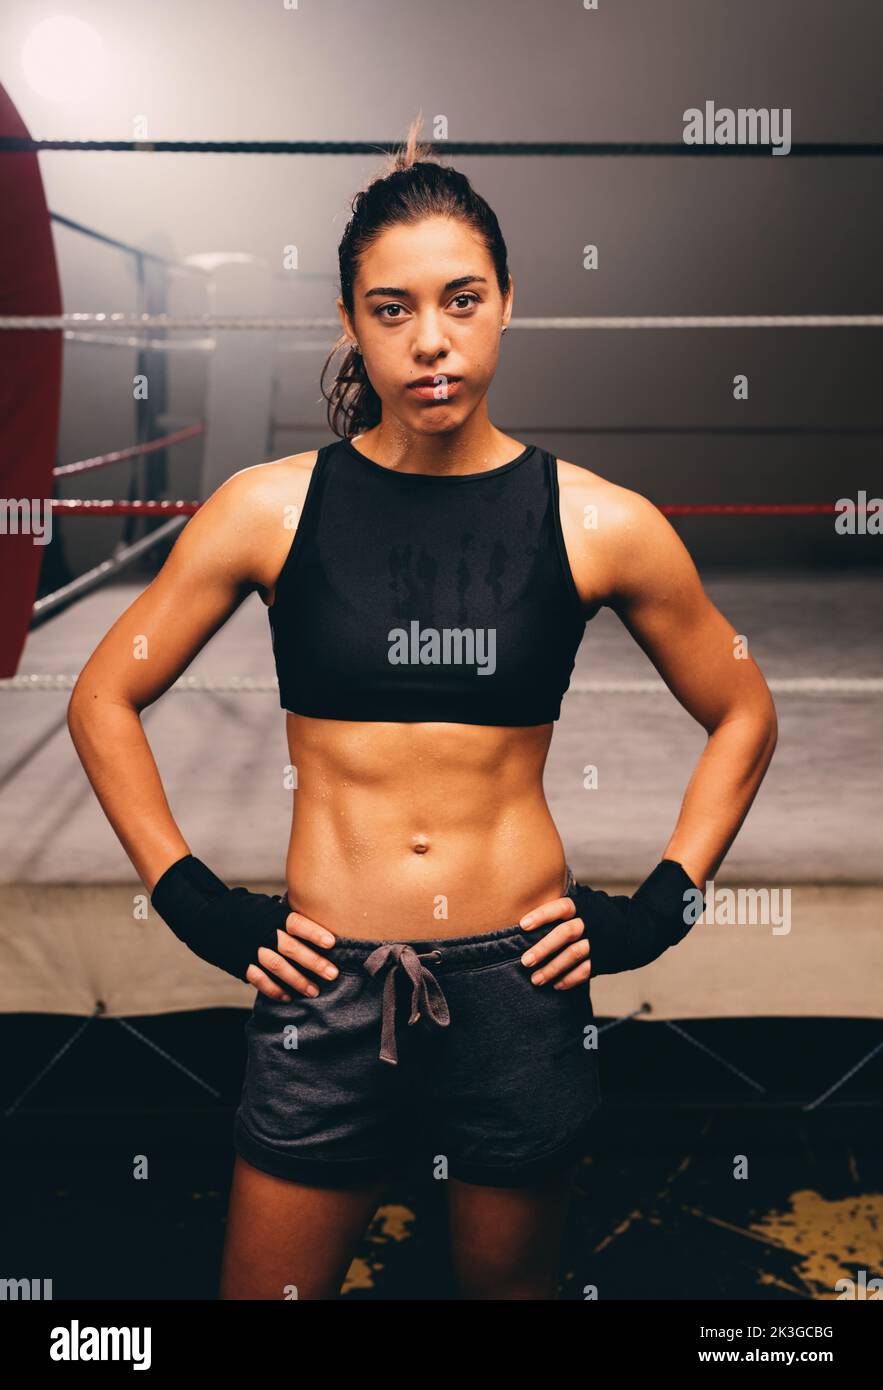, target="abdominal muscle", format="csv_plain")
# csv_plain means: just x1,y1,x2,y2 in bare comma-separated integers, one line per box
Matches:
282,713,568,941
